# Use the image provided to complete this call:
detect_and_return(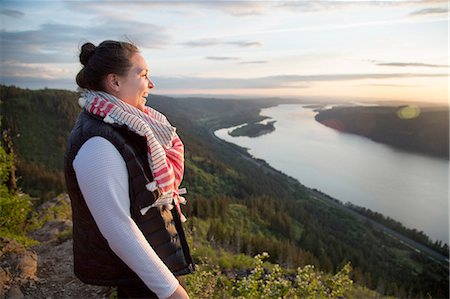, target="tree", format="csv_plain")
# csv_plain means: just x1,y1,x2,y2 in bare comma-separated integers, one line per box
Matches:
1,117,17,193
0,146,32,235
